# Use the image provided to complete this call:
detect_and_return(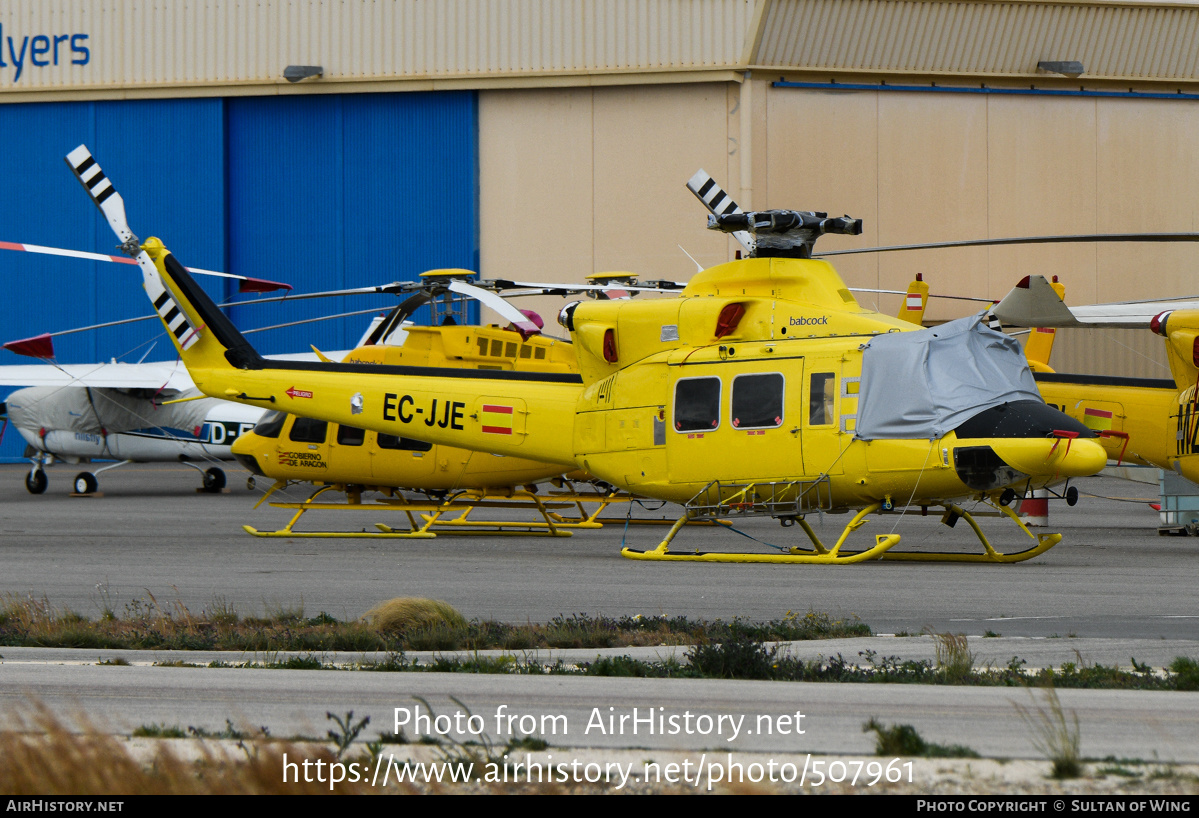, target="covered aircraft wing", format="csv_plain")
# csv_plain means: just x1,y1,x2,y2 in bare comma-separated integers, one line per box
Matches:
0,360,195,391
993,274,1199,328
